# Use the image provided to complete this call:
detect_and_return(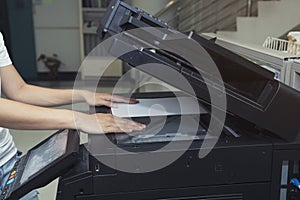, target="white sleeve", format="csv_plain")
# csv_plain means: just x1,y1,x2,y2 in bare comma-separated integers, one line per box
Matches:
0,32,12,67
